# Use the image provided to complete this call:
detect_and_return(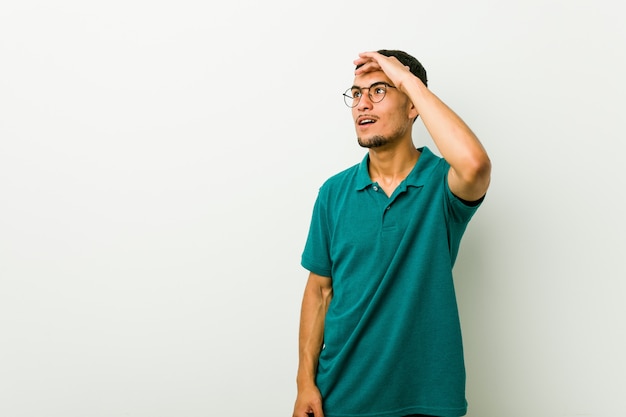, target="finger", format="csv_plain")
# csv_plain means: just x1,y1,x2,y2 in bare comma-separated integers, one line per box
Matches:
352,57,372,67
358,51,378,59
312,404,325,417
354,60,382,75
354,51,381,65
